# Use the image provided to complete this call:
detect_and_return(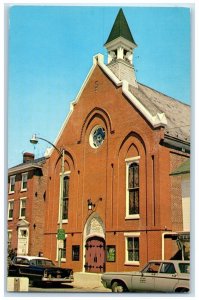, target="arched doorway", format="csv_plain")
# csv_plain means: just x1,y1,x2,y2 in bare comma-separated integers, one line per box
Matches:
85,236,105,273
83,213,106,273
